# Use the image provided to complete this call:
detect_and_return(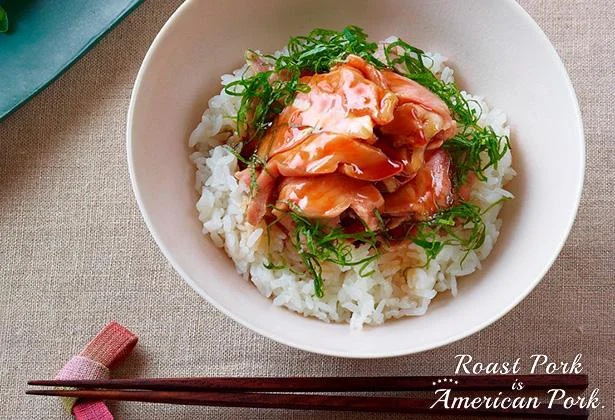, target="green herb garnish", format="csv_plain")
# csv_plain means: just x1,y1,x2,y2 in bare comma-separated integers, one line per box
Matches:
0,6,8,33
443,126,510,185
281,204,379,297
224,145,267,196
412,201,487,265
286,26,384,73
224,65,307,141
